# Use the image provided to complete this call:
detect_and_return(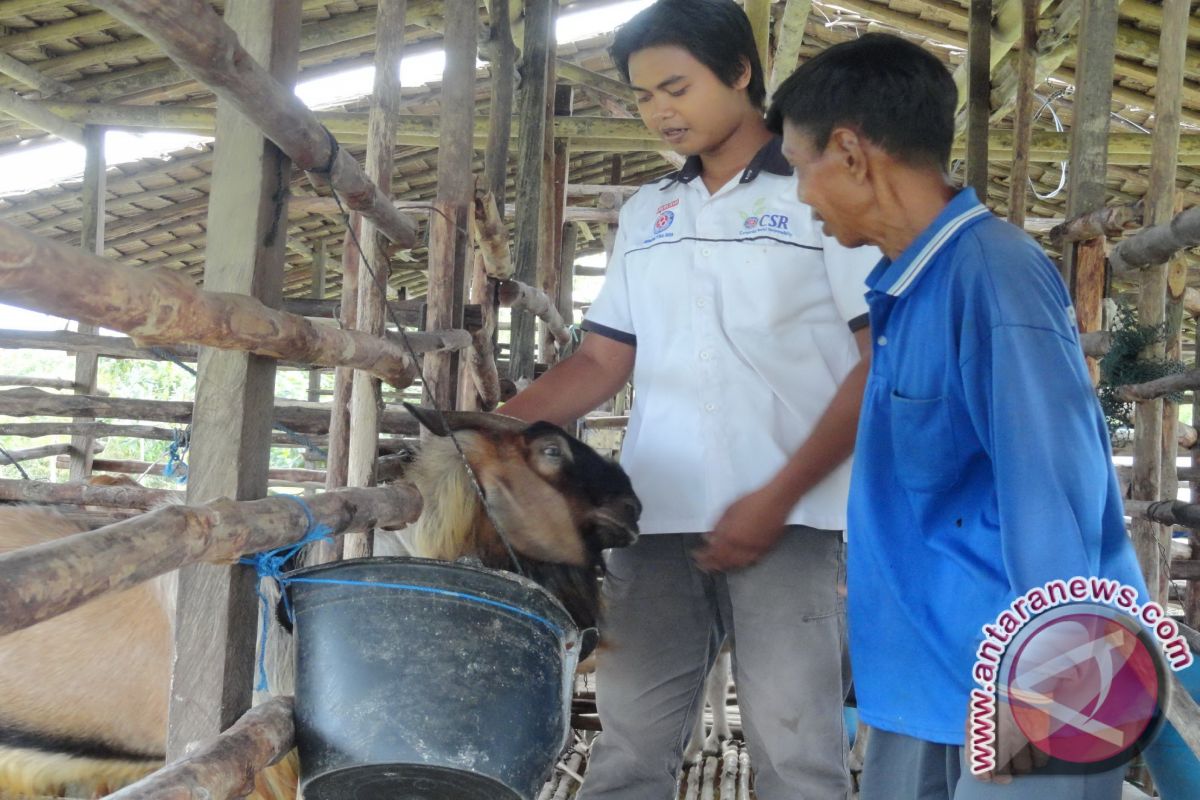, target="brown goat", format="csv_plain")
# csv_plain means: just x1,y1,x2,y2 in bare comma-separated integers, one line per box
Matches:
0,410,639,798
